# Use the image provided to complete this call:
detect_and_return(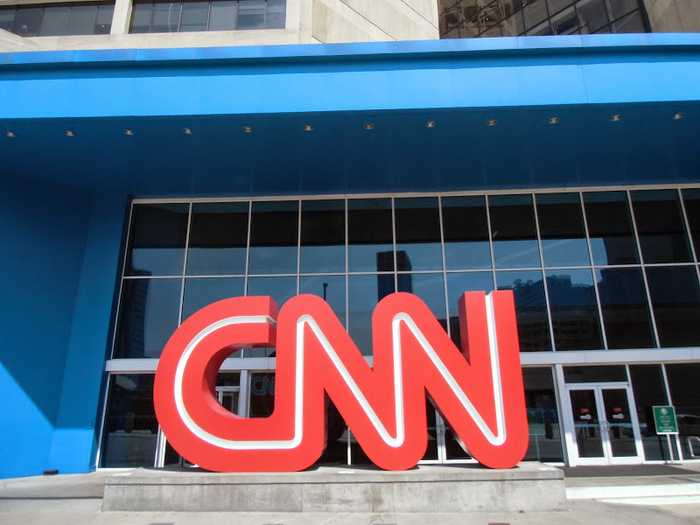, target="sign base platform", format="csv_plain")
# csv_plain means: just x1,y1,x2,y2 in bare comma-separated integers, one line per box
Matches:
102,462,566,513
